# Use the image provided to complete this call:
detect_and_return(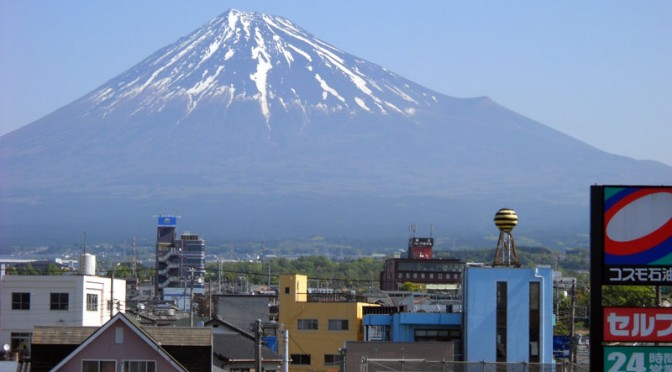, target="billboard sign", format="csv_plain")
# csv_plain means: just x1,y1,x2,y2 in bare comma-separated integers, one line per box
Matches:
157,216,177,227
409,237,433,247
591,185,672,371
604,347,672,371
602,186,672,285
604,307,672,342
